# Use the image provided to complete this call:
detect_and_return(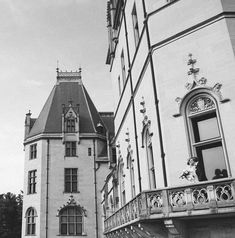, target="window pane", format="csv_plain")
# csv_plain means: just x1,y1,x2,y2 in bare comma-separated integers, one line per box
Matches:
68,207,75,215
197,117,220,141
72,168,77,174
65,182,71,192
76,216,82,222
61,216,67,223
75,208,82,215
69,223,75,235
192,112,220,142
68,216,74,222
72,182,77,192
76,223,82,235
32,224,35,235
197,144,226,180
65,169,70,175
61,224,67,235
27,224,31,235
